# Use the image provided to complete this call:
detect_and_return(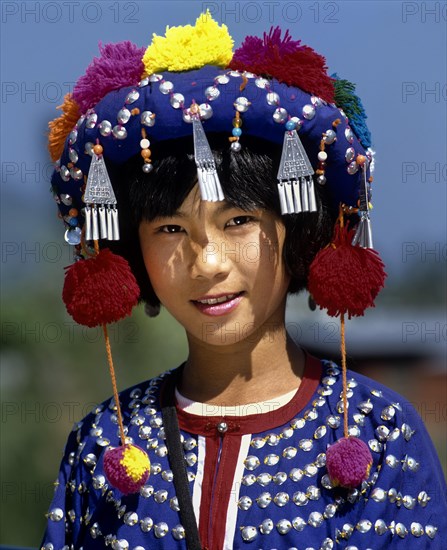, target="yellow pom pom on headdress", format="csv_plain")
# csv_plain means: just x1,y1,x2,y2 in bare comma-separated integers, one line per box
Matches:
143,10,233,75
